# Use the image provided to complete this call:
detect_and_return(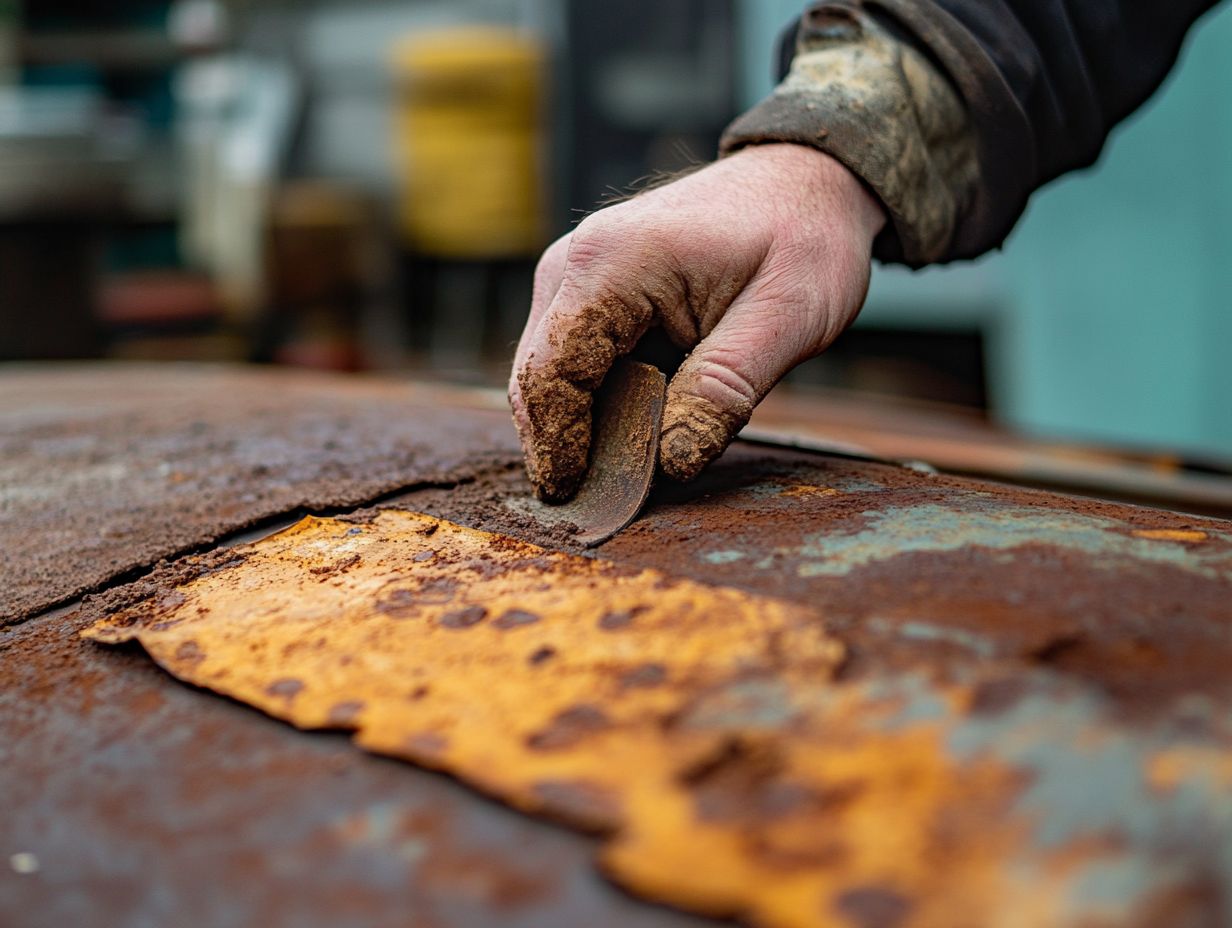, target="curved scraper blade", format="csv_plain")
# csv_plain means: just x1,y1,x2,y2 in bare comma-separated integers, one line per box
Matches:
561,359,666,547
